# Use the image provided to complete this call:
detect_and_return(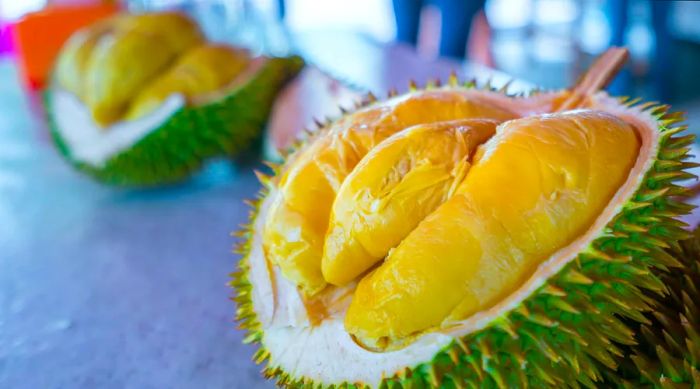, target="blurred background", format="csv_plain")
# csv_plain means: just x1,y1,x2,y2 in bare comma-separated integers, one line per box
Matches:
4,0,700,98
4,0,700,140
2,1,700,388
